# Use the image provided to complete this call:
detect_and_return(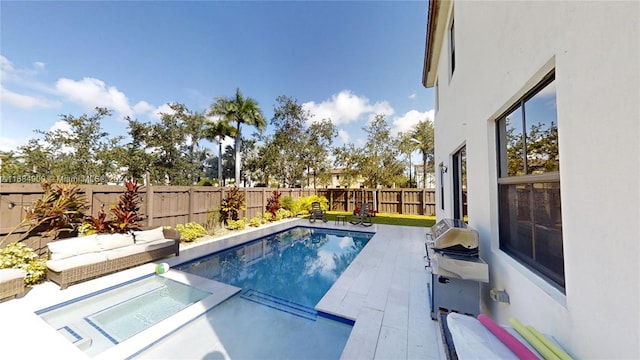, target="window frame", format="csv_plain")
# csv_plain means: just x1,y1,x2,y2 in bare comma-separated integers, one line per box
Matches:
449,18,456,77
495,71,564,291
